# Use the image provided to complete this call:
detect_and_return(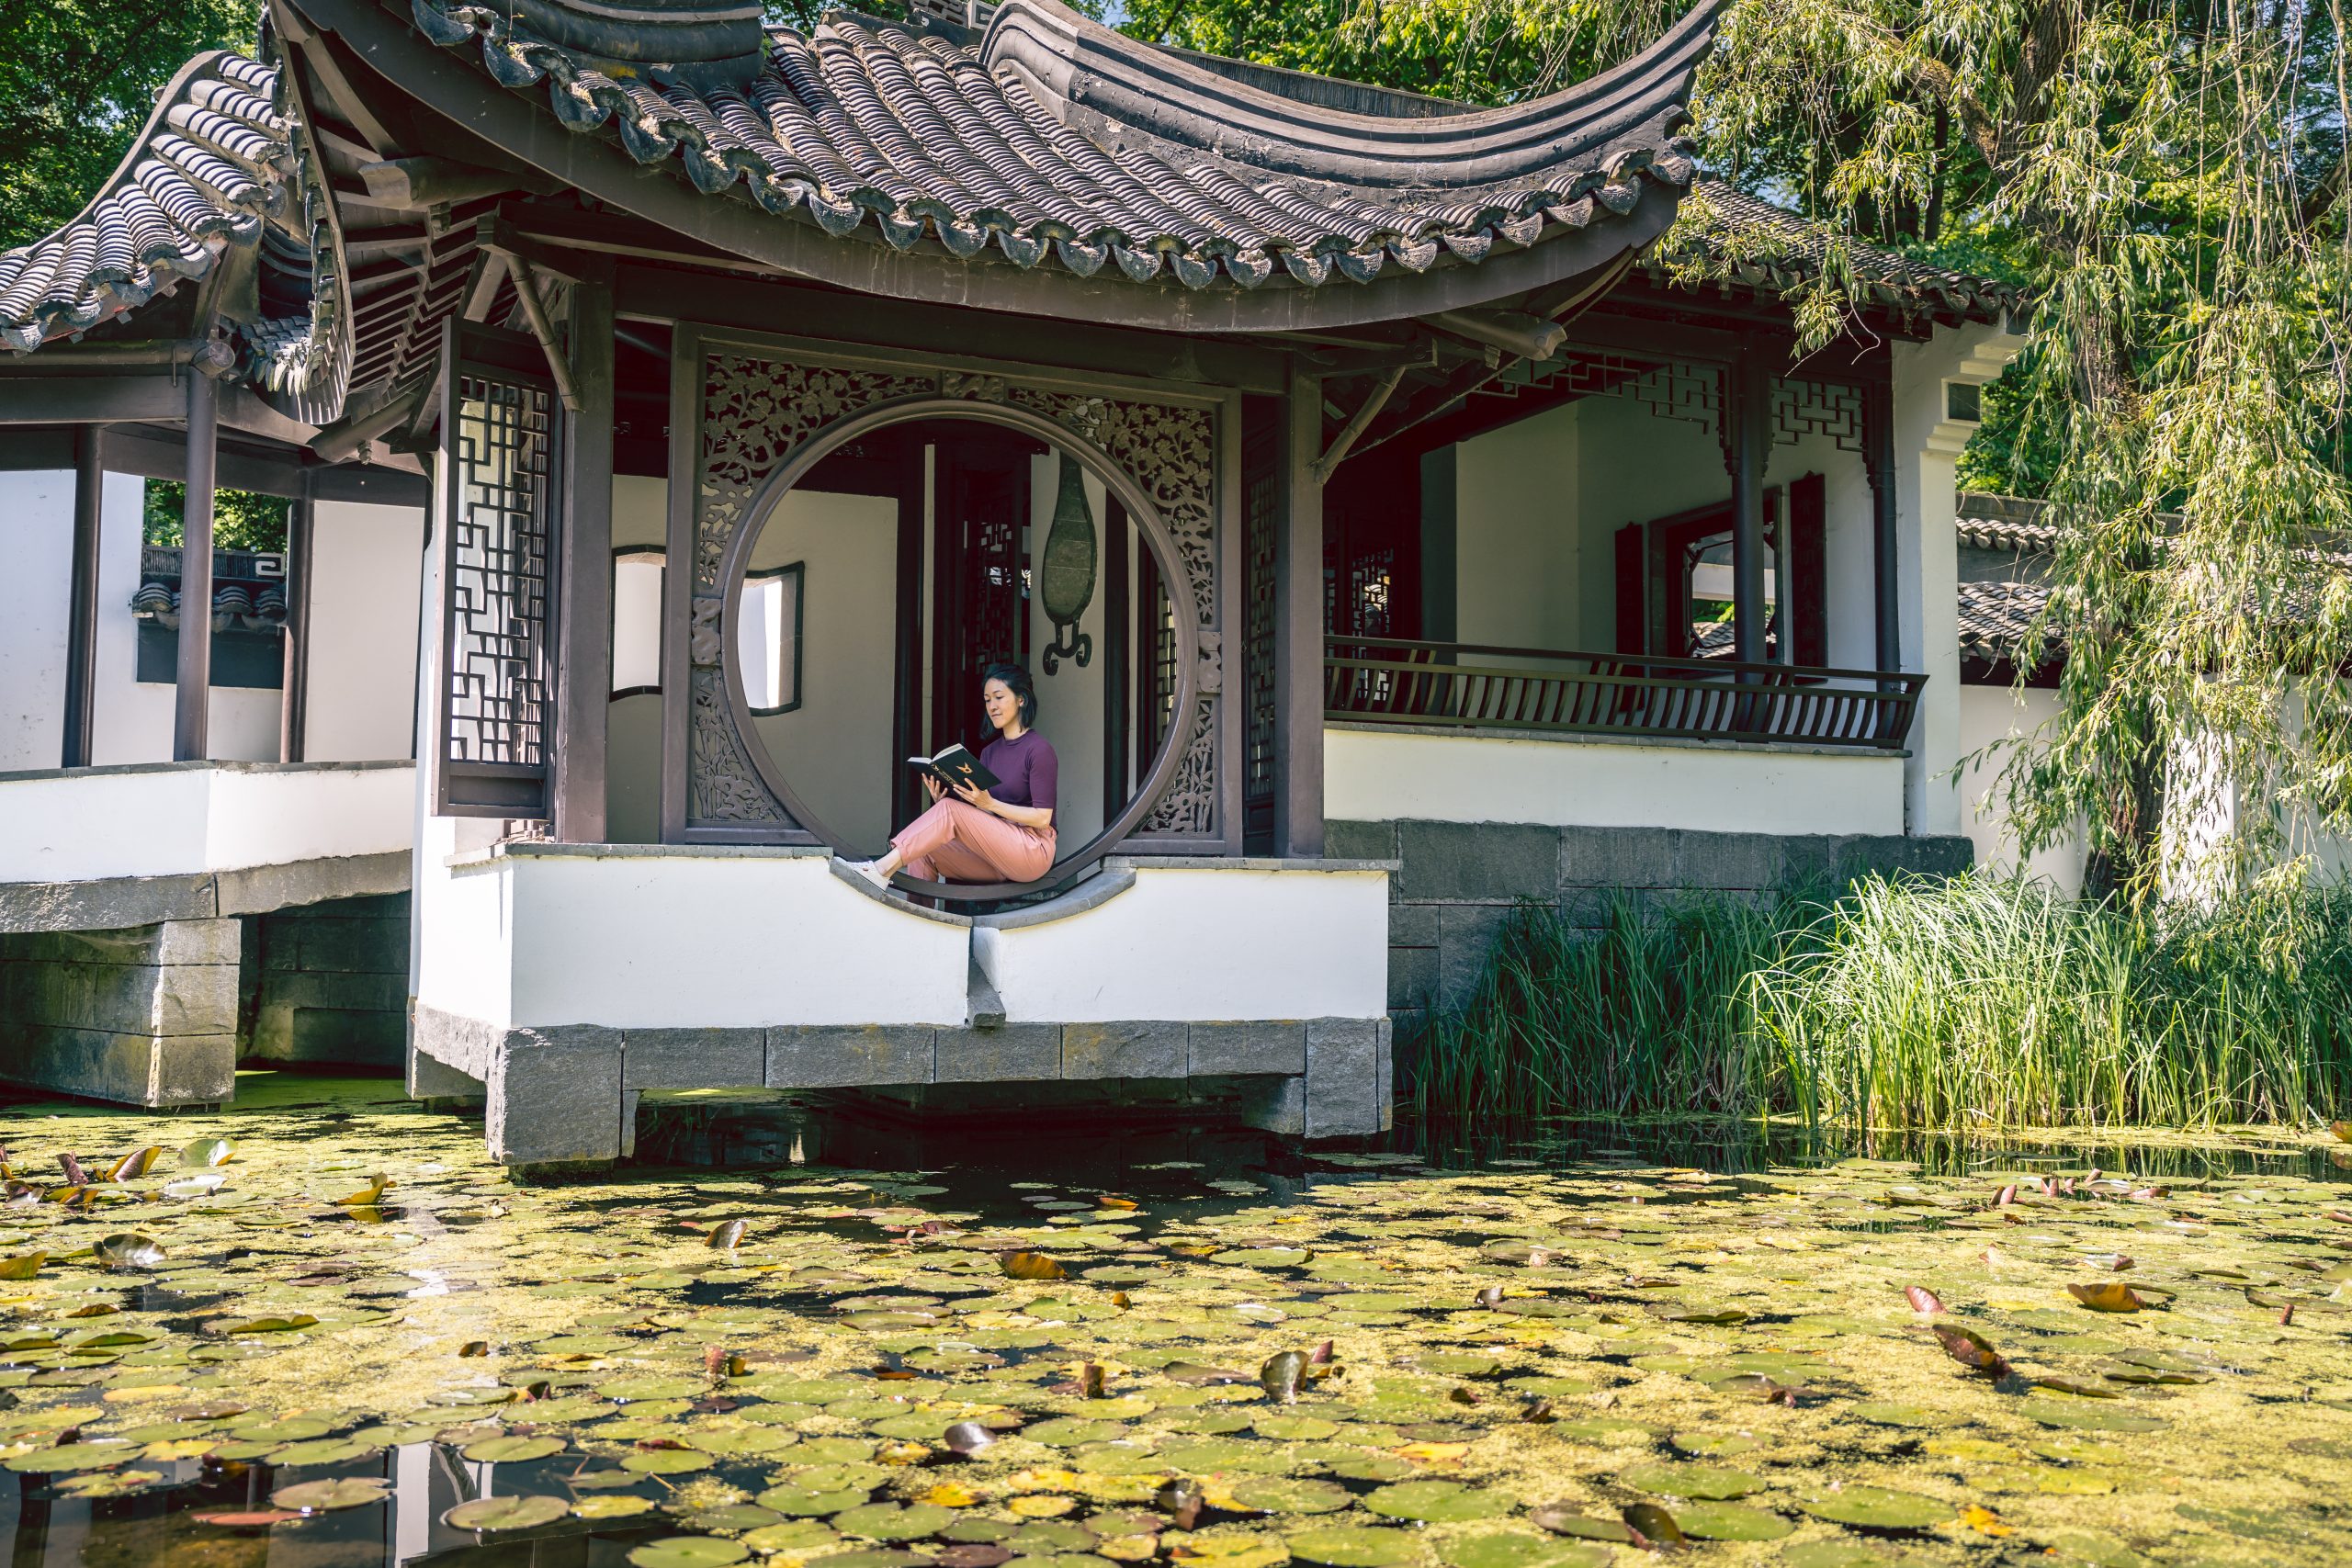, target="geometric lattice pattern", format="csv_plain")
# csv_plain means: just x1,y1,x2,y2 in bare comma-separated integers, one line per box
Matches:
1515,352,1724,443
1770,377,1866,452
446,374,556,770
